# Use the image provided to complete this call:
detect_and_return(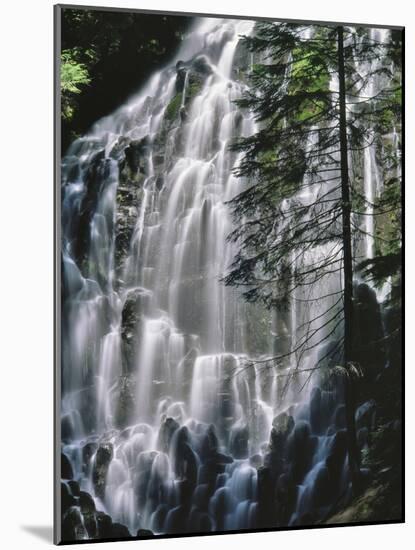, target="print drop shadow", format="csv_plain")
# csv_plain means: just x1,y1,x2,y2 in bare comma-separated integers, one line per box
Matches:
21,525,53,543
